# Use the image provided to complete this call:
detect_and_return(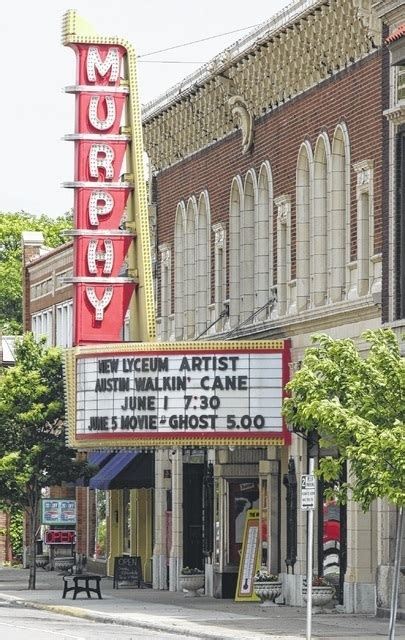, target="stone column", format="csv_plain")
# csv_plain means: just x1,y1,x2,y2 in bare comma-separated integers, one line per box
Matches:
169,448,183,591
153,449,172,589
344,496,376,613
204,448,215,597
